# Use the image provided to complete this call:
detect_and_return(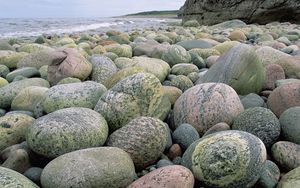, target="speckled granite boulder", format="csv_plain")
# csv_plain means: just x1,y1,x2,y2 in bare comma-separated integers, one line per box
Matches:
162,45,191,67
272,141,300,171
232,107,280,147
0,78,49,109
263,64,285,90
280,107,300,144
41,147,136,188
90,55,118,84
26,107,108,158
47,48,92,85
276,56,300,79
192,130,266,188
256,160,280,188
0,167,39,188
199,44,266,95
107,117,168,169
42,81,107,113
128,165,194,188
267,82,300,117
95,73,171,131
256,46,291,66
174,83,244,136
277,166,300,188
172,124,199,151
0,113,35,151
